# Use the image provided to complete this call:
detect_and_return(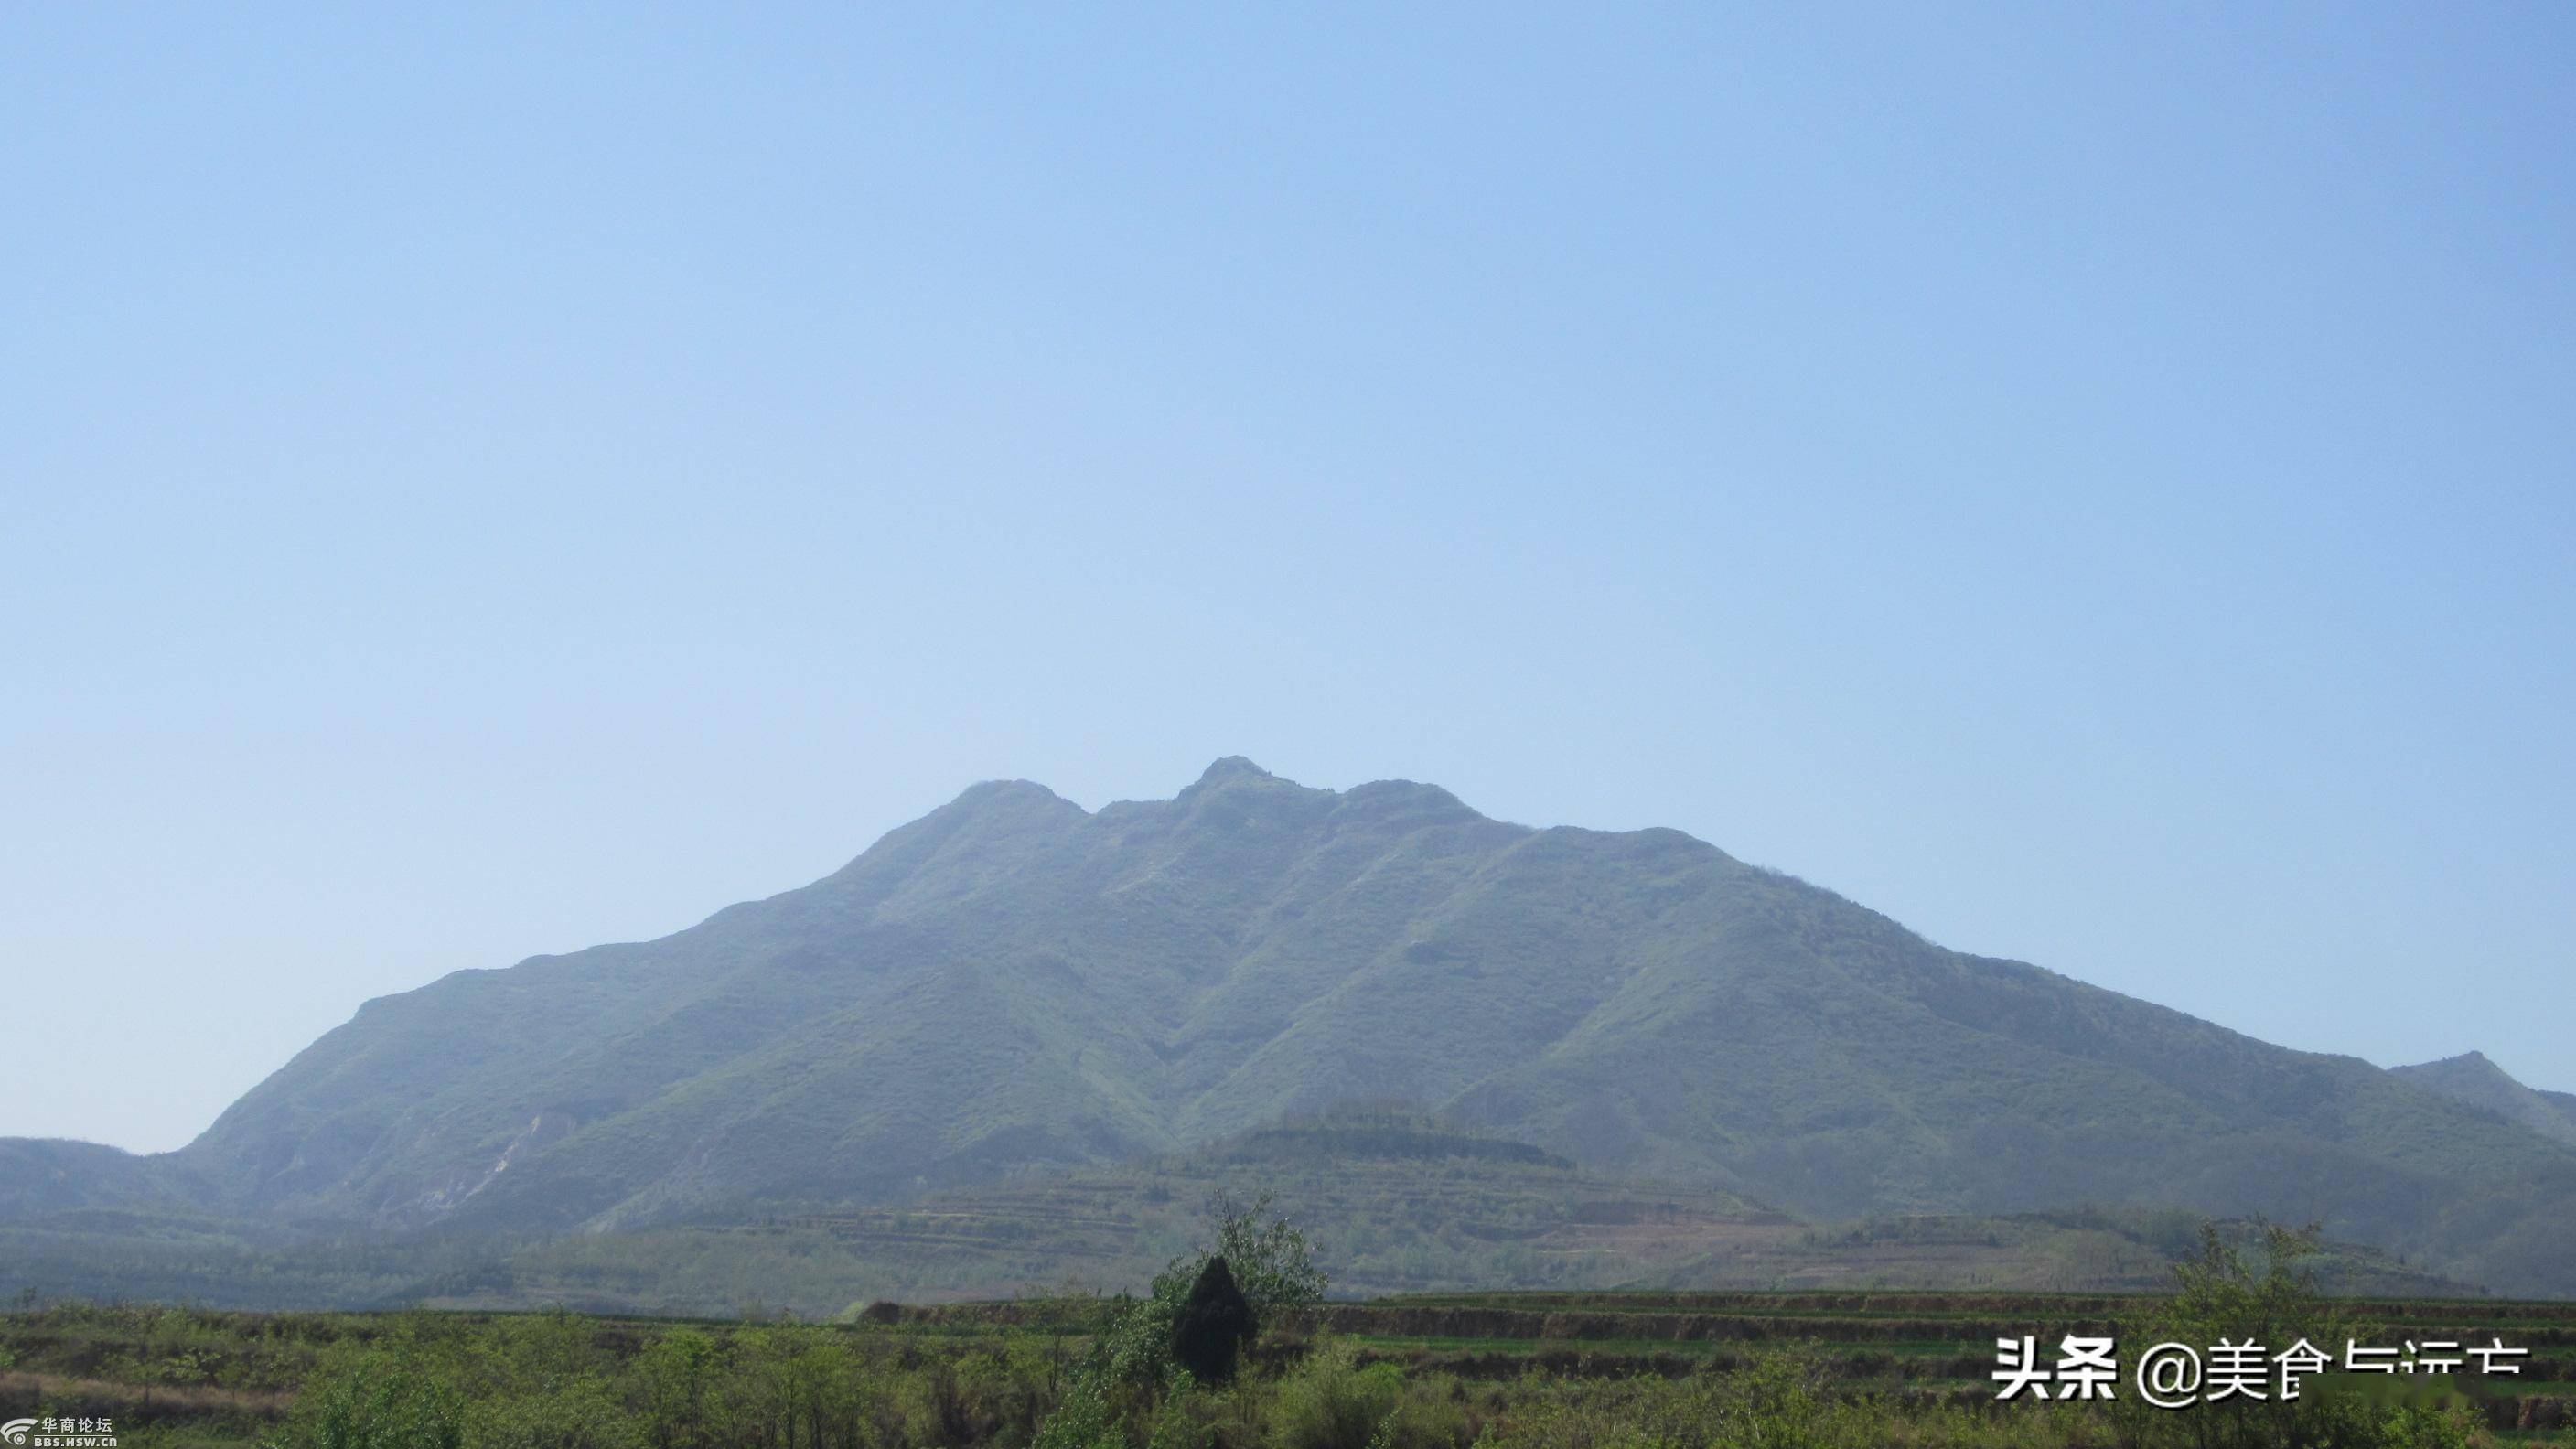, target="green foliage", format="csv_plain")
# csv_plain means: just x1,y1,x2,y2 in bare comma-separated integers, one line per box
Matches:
1034,1196,1332,1443
1089,1190,1332,1391
2111,1222,2485,1449
1094,1291,1180,1391
292,1350,466,1449
466,1373,629,1449
1271,1341,1403,1449
1168,1257,1253,1385
2392,1051,2576,1151
1456,1346,1851,1449
1028,1371,1121,1449
633,1328,715,1449
5,1289,2564,1449
2163,1221,2356,1354
1199,1190,1328,1323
